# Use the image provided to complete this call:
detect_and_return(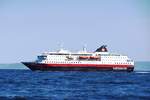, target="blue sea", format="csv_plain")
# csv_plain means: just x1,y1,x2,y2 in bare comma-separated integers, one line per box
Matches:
0,62,150,100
